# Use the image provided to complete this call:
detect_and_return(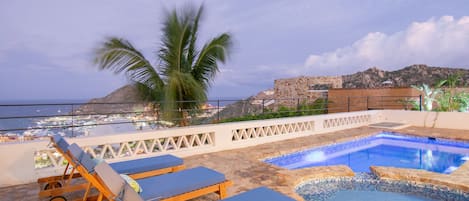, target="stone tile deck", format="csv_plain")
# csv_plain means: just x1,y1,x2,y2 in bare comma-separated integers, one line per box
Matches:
1,126,469,201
